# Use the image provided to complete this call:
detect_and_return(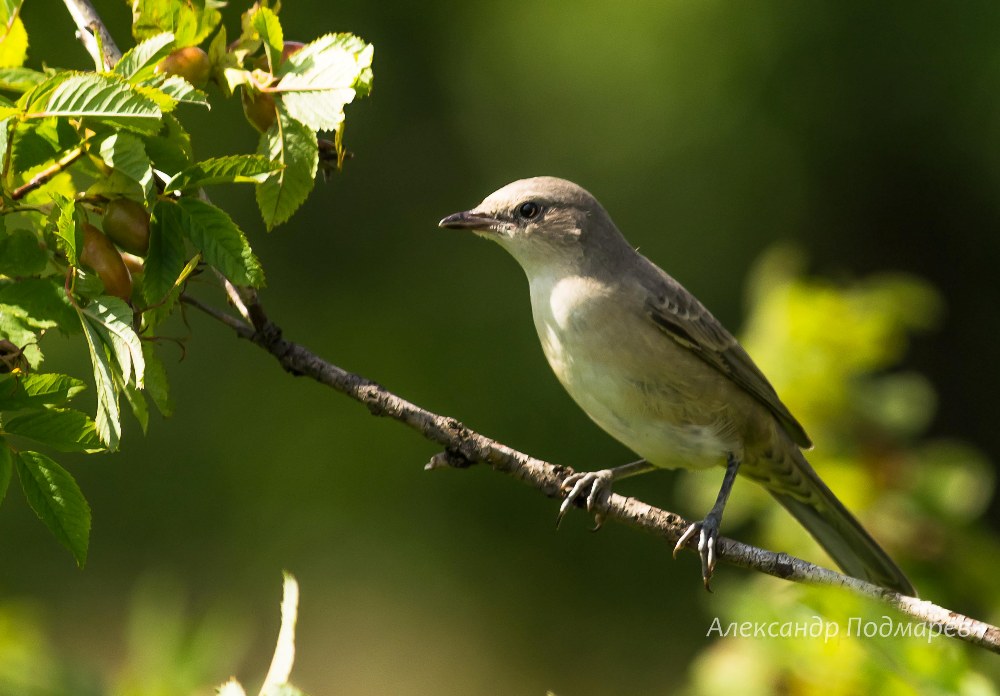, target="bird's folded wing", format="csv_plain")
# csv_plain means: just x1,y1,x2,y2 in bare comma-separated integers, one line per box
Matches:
642,272,812,449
